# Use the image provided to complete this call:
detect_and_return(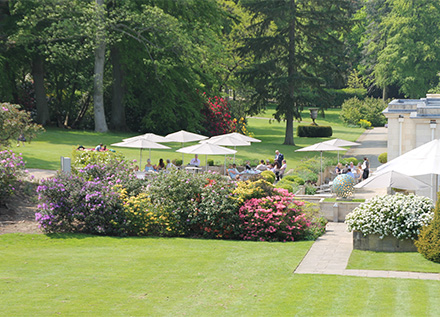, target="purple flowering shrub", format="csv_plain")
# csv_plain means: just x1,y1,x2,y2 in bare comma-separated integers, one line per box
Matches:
147,170,240,238
0,150,26,202
239,188,311,242
36,160,144,235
